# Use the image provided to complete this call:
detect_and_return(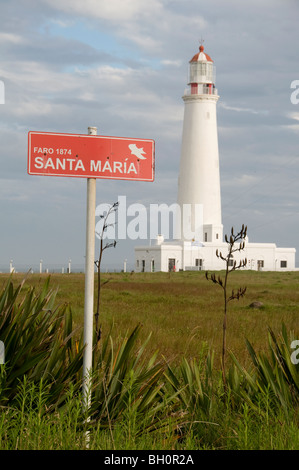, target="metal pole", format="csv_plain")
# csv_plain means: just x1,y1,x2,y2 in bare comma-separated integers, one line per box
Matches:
82,126,97,412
